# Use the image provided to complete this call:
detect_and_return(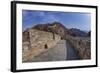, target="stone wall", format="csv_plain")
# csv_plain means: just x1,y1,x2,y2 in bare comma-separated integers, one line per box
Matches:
66,35,91,59
22,29,61,62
